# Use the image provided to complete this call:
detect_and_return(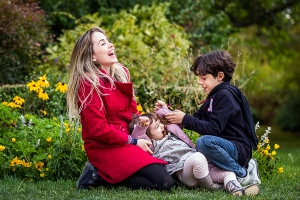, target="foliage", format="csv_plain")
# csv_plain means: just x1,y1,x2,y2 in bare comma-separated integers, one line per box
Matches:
0,103,86,180
1,73,68,118
43,3,191,85
0,0,50,84
252,122,283,178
